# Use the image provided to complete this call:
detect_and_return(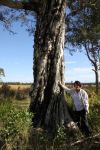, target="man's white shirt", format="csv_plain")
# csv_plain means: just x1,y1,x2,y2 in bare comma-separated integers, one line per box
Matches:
64,87,89,112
